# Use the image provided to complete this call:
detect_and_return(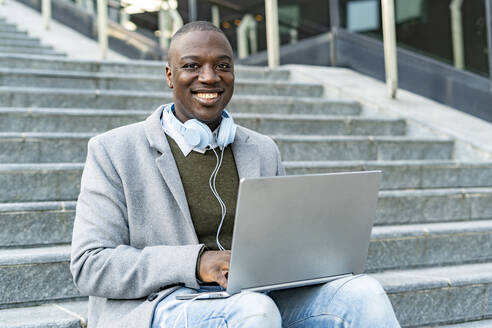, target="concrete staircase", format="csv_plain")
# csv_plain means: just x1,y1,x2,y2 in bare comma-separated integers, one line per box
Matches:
0,18,64,57
1,18,492,328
